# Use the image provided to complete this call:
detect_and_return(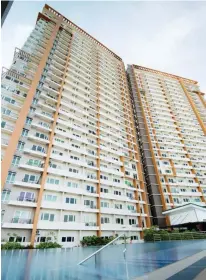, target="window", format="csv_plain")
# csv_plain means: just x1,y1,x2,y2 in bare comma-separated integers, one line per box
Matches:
2,190,11,202
27,159,41,167
18,192,35,202
8,236,26,242
6,171,16,183
1,210,5,223
115,204,122,209
128,205,135,211
47,178,59,185
12,155,21,166
131,236,138,241
61,236,74,242
17,141,25,151
101,201,109,208
41,213,55,221
125,180,133,187
100,175,108,180
32,145,45,153
1,121,6,128
100,188,108,193
23,174,39,183
44,194,57,202
26,117,32,125
64,215,75,222
129,218,136,225
67,182,78,188
133,174,137,179
36,236,51,243
13,210,30,223
101,217,110,224
21,128,29,137
84,200,95,208
65,197,77,204
114,190,121,196
116,218,124,225
86,185,95,193
69,168,79,174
